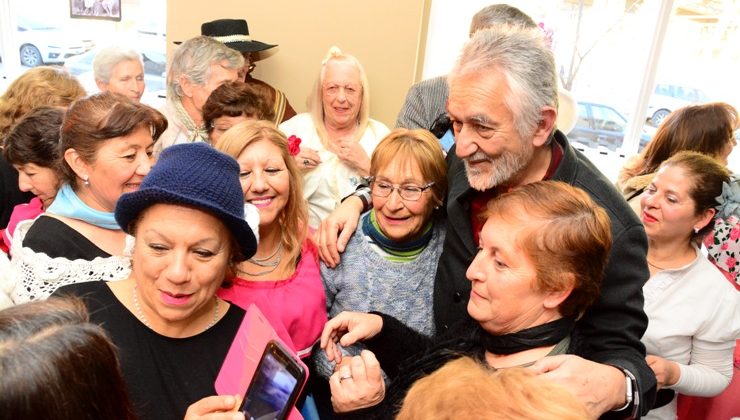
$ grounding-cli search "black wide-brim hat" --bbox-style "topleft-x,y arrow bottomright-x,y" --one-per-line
115,143 -> 257,261
200,18 -> 277,53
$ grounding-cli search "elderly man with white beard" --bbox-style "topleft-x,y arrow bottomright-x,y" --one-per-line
319,26 -> 656,418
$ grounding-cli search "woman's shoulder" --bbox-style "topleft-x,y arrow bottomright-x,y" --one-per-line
23,215 -> 109,260
278,112 -> 313,131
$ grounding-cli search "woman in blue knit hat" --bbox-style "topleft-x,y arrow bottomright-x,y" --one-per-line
53,142 -> 258,420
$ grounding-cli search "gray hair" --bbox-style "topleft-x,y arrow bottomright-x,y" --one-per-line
449,27 -> 558,139
167,36 -> 244,99
93,46 -> 144,83
469,4 -> 537,35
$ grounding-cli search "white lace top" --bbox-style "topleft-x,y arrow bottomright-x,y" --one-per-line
7,219 -> 132,304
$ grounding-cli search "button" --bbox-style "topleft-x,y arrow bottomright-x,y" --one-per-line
453,292 -> 462,303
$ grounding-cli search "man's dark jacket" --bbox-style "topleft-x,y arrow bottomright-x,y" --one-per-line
434,131 -> 657,416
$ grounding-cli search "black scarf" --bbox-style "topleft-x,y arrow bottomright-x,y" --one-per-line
480,317 -> 576,355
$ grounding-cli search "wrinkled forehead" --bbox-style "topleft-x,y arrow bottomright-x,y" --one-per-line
322,59 -> 362,86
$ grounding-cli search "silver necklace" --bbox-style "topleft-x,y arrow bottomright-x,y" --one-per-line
237,242 -> 283,276
248,242 -> 283,267
132,284 -> 219,331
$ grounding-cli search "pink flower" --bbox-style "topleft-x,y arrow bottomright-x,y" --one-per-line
726,257 -> 737,268
287,135 -> 301,156
722,242 -> 730,250
730,226 -> 740,241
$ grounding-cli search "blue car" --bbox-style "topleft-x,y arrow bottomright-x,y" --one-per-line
570,102 -> 652,152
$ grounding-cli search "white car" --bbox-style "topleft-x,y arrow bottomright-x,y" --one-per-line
16,16 -> 94,67
646,84 -> 709,127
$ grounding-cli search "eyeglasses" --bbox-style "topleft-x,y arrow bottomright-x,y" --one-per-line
366,176 -> 434,201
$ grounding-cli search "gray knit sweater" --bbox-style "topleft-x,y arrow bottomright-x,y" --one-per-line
314,218 -> 445,378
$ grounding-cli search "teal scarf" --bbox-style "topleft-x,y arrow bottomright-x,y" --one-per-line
362,210 -> 433,262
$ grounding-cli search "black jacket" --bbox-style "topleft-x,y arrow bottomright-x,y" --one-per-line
433,131 -> 657,416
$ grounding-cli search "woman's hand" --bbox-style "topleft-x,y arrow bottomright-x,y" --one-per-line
321,312 -> 383,364
646,355 -> 680,389
294,147 -> 322,171
329,350 -> 385,413
318,196 -> 364,267
334,139 -> 370,175
183,395 -> 243,420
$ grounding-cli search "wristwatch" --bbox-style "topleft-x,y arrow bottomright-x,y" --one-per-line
614,368 -> 640,418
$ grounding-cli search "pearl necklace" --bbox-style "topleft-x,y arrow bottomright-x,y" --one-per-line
132,284 -> 219,332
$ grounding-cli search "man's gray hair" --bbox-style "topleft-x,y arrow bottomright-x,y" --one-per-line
469,4 -> 537,35
93,46 -> 143,83
167,36 -> 244,99
449,27 -> 558,139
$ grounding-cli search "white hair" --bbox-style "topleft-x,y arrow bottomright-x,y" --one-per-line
93,46 -> 144,83
449,27 -> 558,139
167,36 -> 244,99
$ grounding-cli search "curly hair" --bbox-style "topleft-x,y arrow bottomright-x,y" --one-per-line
0,67 -> 85,140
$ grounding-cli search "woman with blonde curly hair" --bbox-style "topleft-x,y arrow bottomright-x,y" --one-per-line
0,67 -> 85,229
279,46 -> 389,228
216,120 -> 327,359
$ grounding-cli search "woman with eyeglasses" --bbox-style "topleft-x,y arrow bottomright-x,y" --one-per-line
315,129 -> 447,379
279,46 -> 390,228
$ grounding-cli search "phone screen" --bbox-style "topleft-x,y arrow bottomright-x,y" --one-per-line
240,341 -> 305,420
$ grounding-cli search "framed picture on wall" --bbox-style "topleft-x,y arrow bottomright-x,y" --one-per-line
70,0 -> 121,22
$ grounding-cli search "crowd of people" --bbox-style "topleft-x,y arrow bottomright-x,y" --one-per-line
0,4 -> 738,420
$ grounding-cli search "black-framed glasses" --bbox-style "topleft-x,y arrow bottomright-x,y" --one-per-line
365,176 -> 434,201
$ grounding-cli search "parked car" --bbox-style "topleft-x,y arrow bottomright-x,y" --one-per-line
16,16 -> 94,67
646,83 -> 709,126
570,102 -> 652,152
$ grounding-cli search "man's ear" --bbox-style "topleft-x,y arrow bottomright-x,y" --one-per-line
179,74 -> 194,98
64,148 -> 88,181
532,106 -> 557,148
95,79 -> 108,92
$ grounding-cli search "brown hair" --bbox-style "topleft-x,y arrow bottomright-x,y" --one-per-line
3,106 -> 65,169
484,181 -> 612,318
659,151 -> 730,243
59,92 -> 168,188
0,298 -> 136,420
621,102 -> 738,180
202,81 -> 275,134
397,357 -> 588,420
0,67 -> 85,140
216,120 -> 308,269
369,128 -> 447,208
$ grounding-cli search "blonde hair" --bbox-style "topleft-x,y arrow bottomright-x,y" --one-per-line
370,128 -> 447,208
0,67 -> 85,140
216,120 -> 308,268
307,46 -> 370,148
397,357 -> 588,420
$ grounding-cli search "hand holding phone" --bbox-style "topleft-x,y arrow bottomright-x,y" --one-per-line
239,340 -> 306,420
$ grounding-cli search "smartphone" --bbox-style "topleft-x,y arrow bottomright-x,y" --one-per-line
239,340 -> 306,420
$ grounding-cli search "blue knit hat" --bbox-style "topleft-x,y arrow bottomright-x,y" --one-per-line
115,142 -> 257,261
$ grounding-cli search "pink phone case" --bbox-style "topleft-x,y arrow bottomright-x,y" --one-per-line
215,304 -> 308,420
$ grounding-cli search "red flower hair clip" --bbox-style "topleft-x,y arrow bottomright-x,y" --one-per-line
287,135 -> 302,156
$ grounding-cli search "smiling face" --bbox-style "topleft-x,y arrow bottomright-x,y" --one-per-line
237,139 -> 290,227
447,71 -> 534,191
372,158 -> 435,242
466,217 -> 563,335
13,163 -> 60,208
74,125 -> 154,212
640,164 -> 710,243
321,60 -> 362,130
98,59 -> 145,102
132,203 -> 231,329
